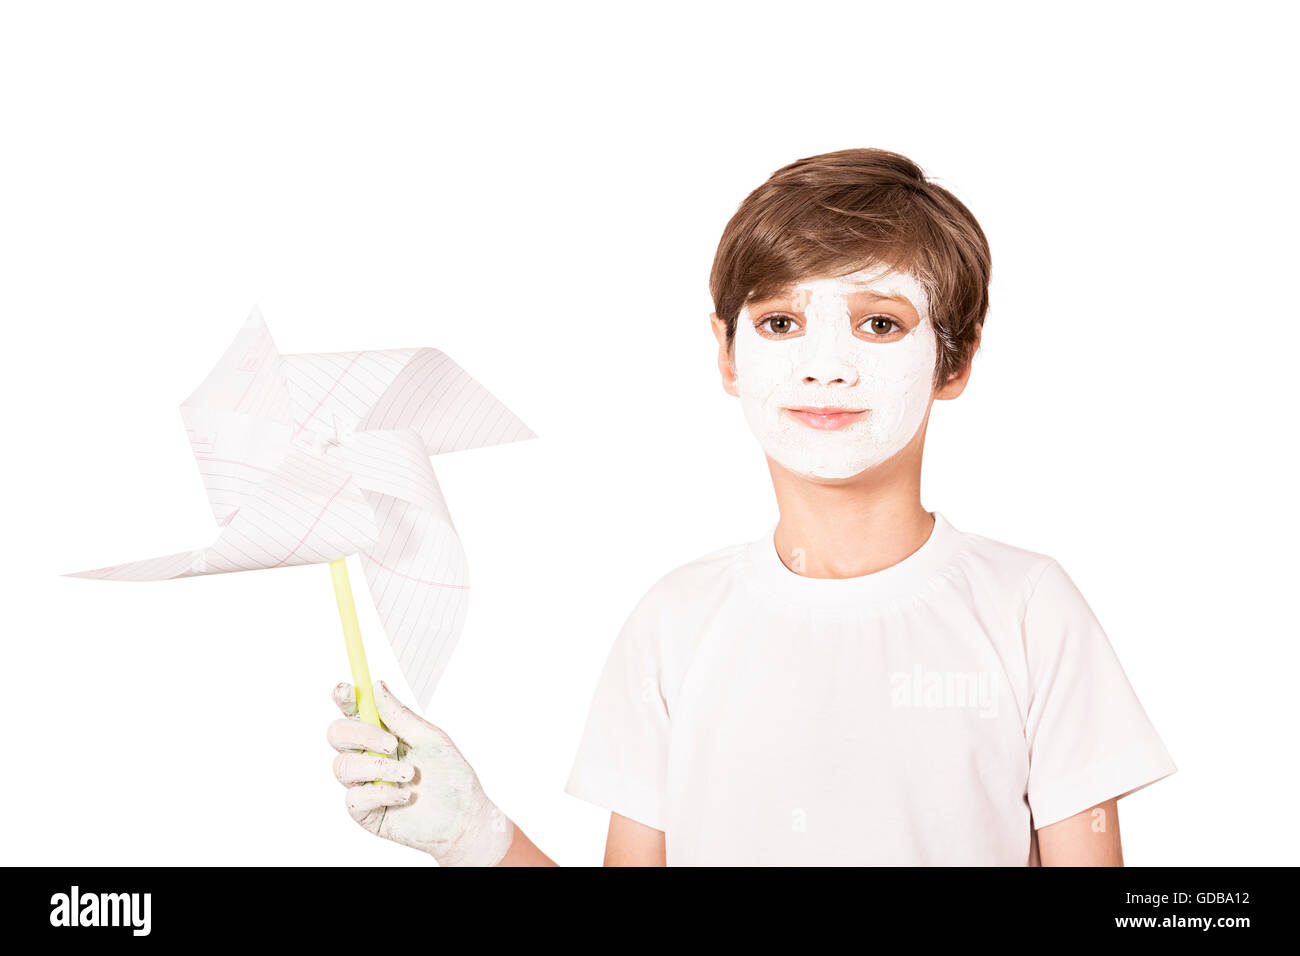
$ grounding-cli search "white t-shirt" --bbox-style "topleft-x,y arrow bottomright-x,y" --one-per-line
565,511 -> 1176,865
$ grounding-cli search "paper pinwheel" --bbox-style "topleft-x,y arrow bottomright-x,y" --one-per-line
70,308 -> 533,713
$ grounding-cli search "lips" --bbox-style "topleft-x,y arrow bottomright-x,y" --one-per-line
783,406 -> 869,431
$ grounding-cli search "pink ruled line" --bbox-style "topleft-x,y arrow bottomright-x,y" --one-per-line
291,351 -> 367,440
361,549 -> 470,589
270,475 -> 354,568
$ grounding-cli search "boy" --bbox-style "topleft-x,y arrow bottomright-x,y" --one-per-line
326,148 -> 1177,866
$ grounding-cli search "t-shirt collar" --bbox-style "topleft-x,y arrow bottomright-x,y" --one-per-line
742,510 -> 964,611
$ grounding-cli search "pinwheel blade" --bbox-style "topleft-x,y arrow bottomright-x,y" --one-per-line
70,310 -> 534,704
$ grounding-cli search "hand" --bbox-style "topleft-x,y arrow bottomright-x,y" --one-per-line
326,679 -> 514,867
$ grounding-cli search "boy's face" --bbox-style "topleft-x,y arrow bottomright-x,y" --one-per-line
721,263 -> 937,481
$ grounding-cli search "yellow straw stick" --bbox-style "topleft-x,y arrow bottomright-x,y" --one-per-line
329,557 -> 391,776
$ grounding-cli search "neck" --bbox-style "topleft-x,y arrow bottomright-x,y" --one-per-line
768,435 -> 933,579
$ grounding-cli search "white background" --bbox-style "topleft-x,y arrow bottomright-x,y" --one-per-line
1,1 -> 1295,866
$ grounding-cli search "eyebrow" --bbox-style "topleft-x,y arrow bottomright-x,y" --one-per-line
751,286 -> 910,307
850,289 -> 910,302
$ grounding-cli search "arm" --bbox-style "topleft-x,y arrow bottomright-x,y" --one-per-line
1020,560 -> 1176,864
329,682 -> 666,867
1037,798 -> 1123,866
328,679 -> 559,866
495,810 -> 665,866
496,826 -> 558,866
603,812 -> 666,866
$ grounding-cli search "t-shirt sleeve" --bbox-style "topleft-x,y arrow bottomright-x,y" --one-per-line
564,586 -> 671,832
1021,558 -> 1177,828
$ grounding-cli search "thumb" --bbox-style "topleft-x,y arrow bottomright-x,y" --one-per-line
332,681 -> 359,717
372,679 -> 435,745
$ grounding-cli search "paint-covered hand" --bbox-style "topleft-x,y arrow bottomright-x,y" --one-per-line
327,679 -> 515,867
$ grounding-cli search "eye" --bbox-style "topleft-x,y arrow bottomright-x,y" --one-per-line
755,313 -> 803,338
857,314 -> 902,337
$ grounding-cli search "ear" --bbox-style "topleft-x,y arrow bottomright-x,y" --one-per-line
711,312 -> 740,397
934,323 -> 982,400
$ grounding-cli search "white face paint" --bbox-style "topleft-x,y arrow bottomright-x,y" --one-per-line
732,263 -> 937,480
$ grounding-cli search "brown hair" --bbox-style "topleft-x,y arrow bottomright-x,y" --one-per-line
709,148 -> 991,387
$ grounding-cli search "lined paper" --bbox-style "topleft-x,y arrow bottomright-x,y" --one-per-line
69,308 -> 534,708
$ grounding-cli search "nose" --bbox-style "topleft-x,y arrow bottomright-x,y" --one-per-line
801,366 -> 857,386
794,346 -> 859,387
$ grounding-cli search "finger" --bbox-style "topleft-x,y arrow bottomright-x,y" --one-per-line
333,751 -> 415,786
347,783 -> 413,814
326,717 -> 397,755
372,679 -> 436,745
332,682 -> 358,717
